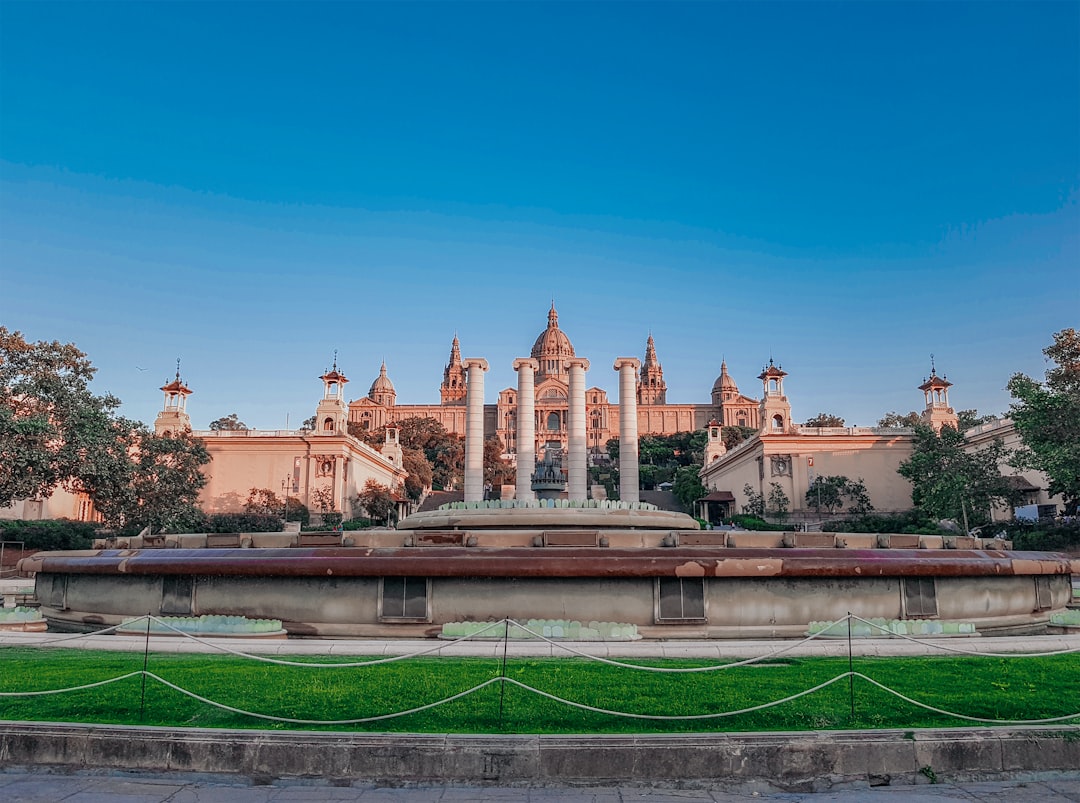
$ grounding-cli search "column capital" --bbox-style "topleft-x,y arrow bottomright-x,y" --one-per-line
512,358 -> 539,372
563,357 -> 591,371
463,358 -> 489,371
613,357 -> 640,371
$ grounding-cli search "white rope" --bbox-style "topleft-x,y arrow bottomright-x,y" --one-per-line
495,674 -> 853,720
852,672 -> 1080,725
142,616 -> 512,667
849,615 -> 1080,658
144,671 -> 505,725
25,618 -> 141,645
0,671 -> 142,697
504,617 -> 842,672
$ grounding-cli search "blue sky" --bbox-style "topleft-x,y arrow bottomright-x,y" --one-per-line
1,1 -> 1077,431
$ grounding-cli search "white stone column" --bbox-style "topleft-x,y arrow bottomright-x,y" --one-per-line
463,358 -> 489,503
614,358 -> 641,504
565,358 -> 590,502
512,358 -> 538,501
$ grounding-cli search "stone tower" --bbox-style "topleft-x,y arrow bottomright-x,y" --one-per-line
919,359 -> 959,432
440,335 -> 467,404
153,360 -> 192,436
758,359 -> 792,434
315,355 -> 349,436
637,334 -> 667,405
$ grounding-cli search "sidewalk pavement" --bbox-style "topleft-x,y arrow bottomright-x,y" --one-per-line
1,628 -> 1078,659
1,769 -> 1079,801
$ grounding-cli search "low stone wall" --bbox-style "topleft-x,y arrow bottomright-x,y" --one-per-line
0,723 -> 1077,791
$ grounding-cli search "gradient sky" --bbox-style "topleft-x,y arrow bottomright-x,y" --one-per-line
1,1 -> 1077,431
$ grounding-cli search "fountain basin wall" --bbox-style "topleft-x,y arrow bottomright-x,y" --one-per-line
21,547 -> 1075,639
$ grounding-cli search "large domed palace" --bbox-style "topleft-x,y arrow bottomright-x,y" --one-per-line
346,303 -> 759,458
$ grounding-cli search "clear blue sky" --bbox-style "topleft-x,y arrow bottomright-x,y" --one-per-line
2,1 -> 1077,430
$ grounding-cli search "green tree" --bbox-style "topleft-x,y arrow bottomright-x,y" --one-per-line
804,413 -> 845,428
805,475 -> 874,516
401,446 -> 432,500
356,479 -> 396,524
956,409 -> 994,431
0,327 -> 124,505
898,424 -> 1019,532
878,411 -> 921,428
673,465 -> 707,512
722,425 -> 757,450
244,488 -> 283,516
483,436 -> 514,487
88,427 -> 210,534
299,415 -> 316,432
742,483 -> 765,517
766,482 -> 790,524
1007,329 -> 1080,514
208,413 -> 247,431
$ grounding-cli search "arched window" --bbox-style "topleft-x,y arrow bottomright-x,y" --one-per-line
768,379 -> 778,394
547,412 -> 561,431
772,414 -> 784,431
323,417 -> 335,432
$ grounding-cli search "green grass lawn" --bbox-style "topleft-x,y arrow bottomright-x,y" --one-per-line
0,647 -> 1077,734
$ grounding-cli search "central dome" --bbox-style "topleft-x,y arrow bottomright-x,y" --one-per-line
530,303 -> 575,380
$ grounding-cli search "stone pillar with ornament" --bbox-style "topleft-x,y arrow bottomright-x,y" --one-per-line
614,357 -> 641,503
463,358 -> 489,502
565,357 -> 590,502
512,358 -> 538,501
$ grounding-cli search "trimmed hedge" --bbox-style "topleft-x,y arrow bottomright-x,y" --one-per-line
1002,521 -> 1080,552
824,510 -> 947,535
0,519 -> 98,551
207,513 -> 284,533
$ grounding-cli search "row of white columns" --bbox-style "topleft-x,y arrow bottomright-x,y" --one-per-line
461,355 -> 640,504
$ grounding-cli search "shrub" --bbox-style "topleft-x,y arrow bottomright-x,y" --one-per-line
824,510 -> 946,535
729,514 -> 776,531
340,517 -> 374,531
207,513 -> 284,533
1005,521 -> 1080,552
0,519 -> 98,550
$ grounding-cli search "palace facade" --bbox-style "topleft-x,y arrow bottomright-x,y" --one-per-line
347,303 -> 759,458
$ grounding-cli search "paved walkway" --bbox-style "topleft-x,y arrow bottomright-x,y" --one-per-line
1,770 -> 1079,801
2,628 -> 1078,659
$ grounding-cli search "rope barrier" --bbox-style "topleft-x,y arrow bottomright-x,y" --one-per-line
144,672 -> 506,725
848,615 -> 1080,658
144,616 -> 511,668
503,617 -> 840,672
851,672 -> 1080,725
0,671 -> 143,697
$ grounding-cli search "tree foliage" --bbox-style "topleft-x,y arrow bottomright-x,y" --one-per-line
673,465 -> 706,512
401,446 -> 432,500
483,436 -> 514,487
356,478 -> 396,523
803,413 -> 845,428
956,409 -> 993,431
98,429 -> 210,534
0,329 -> 211,533
898,423 -> 1019,531
350,417 -> 465,491
742,483 -> 765,517
877,411 -> 921,428
766,482 -> 790,523
0,327 -> 124,505
208,413 -> 248,431
805,475 -> 873,515
1007,328 -> 1080,514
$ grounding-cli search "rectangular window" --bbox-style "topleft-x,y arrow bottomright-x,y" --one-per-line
656,577 -> 706,623
903,577 -> 938,618
380,577 -> 430,622
38,574 -> 68,610
1034,576 -> 1054,611
161,575 -> 194,615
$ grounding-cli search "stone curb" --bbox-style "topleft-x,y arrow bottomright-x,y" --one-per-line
1,723 -> 1078,791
